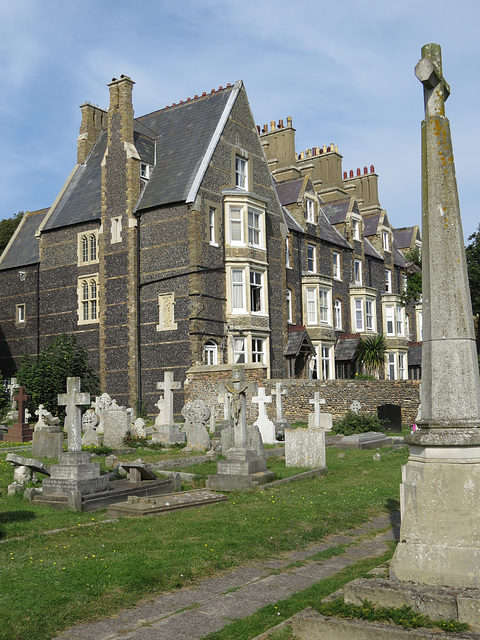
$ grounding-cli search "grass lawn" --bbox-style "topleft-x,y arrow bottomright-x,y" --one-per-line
0,445 -> 407,640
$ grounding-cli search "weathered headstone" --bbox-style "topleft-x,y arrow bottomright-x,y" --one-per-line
272,382 -> 290,433
308,392 -> 332,431
6,377 -> 19,422
350,400 -> 362,415
377,404 -> 402,433
252,386 -> 276,444
3,386 -> 33,442
285,426 -> 326,468
221,423 -> 264,458
32,402 -> 64,459
98,395 -> 131,448
207,366 -> 273,490
181,399 -> 211,452
153,372 -> 185,444
58,377 -> 90,452
131,417 -> 146,439
217,388 -> 233,429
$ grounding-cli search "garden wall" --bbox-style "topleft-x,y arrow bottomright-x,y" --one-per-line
185,365 -> 420,426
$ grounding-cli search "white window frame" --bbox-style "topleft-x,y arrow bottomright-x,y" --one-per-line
306,198 -> 315,223
405,313 -> 410,339
157,292 -> 178,331
382,230 -> 390,252
286,289 -> 293,323
111,216 -> 122,244
319,288 -> 330,325
235,155 -> 247,190
385,269 -> 392,293
352,217 -> 360,241
233,336 -> 246,363
321,345 -> 333,380
285,236 -> 291,268
306,287 -> 317,325
398,353 -> 406,380
307,244 -> 316,273
204,340 -> 218,365
251,337 -> 265,364
78,231 -> 99,265
354,259 -> 362,285
334,299 -> 342,330
140,163 -> 150,179
388,353 -> 397,380
78,275 -> 99,325
402,273 -> 408,293
16,303 -> 25,325
229,207 -> 243,245
231,268 -> 246,313
250,270 -> 264,314
396,306 -> 404,336
248,208 -> 262,248
355,298 -> 364,332
386,305 -> 395,336
366,299 -> 374,332
209,207 -> 218,246
333,252 -> 341,280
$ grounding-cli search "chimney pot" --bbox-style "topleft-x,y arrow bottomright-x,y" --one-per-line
218,85 -> 223,90
287,116 -> 293,127
349,170 -> 354,178
343,171 -> 347,179
312,147 -> 317,156
370,164 -> 375,173
270,120 -> 276,131
211,89 -> 215,93
227,83 -> 231,87
256,125 -> 261,134
279,119 -> 284,128
364,166 -> 368,174
202,92 -> 206,96
356,168 -> 361,176
194,94 -> 198,98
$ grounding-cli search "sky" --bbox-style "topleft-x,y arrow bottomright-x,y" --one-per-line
0,0 -> 479,244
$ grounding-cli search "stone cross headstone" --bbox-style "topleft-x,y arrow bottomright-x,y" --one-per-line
156,371 -> 181,426
218,389 -> 232,422
350,400 -> 362,415
272,382 -> 287,423
252,386 -> 276,444
309,392 -> 326,428
225,366 -> 253,450
58,377 -> 90,452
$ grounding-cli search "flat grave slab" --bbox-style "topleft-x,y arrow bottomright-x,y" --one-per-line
107,489 -> 228,517
6,453 -> 50,476
335,432 -> 393,450
119,461 -> 158,482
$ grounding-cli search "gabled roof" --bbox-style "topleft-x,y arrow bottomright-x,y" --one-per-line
335,335 -> 360,361
282,206 -> 303,233
393,244 -> 407,268
0,209 -> 49,270
318,209 -> 351,249
284,327 -> 315,357
393,226 -> 417,249
42,82 -> 241,231
363,212 -> 380,237
322,198 -> 351,224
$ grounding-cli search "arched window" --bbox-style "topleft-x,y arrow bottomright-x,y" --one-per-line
204,340 -> 218,366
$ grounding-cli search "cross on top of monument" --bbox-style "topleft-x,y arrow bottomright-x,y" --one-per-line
309,392 -> 326,428
415,43 -> 450,118
58,377 -> 90,452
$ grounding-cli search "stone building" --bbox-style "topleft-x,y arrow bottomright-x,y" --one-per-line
0,78 -> 422,415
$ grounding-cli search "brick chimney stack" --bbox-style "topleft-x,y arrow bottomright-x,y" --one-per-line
107,75 -> 135,145
77,103 -> 106,164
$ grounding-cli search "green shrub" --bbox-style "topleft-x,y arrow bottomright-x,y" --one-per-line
332,411 -> 383,436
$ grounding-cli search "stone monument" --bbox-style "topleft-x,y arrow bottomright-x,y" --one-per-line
271,381 -> 290,435
307,392 -> 332,431
252,386 -> 277,444
152,371 -> 185,444
41,377 -> 109,510
207,365 -> 274,490
32,403 -> 64,458
3,386 -> 33,442
181,399 -> 211,452
285,391 -> 328,468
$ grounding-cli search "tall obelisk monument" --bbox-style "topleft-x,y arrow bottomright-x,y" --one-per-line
389,44 -> 480,588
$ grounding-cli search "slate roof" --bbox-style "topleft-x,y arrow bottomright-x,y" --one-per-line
393,227 -> 415,249
322,199 -> 350,224
275,179 -> 304,206
393,244 -> 407,268
318,209 -> 351,249
284,328 -> 315,357
282,206 -> 303,233
363,213 -> 380,237
0,209 -> 48,270
335,336 -> 360,361
42,84 -> 239,230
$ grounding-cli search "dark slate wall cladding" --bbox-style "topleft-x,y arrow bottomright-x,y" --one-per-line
105,251 -> 129,276
105,276 -> 129,302
105,345 -> 129,371
104,324 -> 130,348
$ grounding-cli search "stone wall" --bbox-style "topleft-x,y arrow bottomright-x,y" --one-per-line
185,365 -> 420,426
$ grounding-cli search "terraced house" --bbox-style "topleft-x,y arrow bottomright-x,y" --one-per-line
0,77 -> 421,414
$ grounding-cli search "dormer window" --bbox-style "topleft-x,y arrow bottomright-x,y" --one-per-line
382,230 -> 390,252
352,218 -> 360,241
140,163 -> 150,180
306,198 -> 315,223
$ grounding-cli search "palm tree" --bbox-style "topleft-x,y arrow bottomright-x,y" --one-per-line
356,334 -> 387,378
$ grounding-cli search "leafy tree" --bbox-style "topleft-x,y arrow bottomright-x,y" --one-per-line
402,247 -> 422,304
0,211 -> 23,255
17,334 -> 100,418
356,334 -> 387,378
466,224 -> 480,351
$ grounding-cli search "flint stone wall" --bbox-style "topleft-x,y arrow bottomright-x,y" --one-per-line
185,366 -> 420,425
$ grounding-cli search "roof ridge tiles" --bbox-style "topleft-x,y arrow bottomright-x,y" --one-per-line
137,83 -> 234,120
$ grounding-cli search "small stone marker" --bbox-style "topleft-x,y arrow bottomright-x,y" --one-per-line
252,386 -> 276,444
181,399 -> 211,452
350,400 -> 362,415
272,382 -> 290,433
58,377 -> 90,452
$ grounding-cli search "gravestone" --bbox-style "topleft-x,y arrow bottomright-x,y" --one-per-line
181,399 -> 211,452
152,372 -> 185,444
207,365 -> 274,491
131,417 -> 146,439
252,386 -> 277,444
221,423 -> 264,458
377,404 -> 402,433
217,388 -> 233,430
272,381 -> 290,434
32,403 -> 64,459
335,431 -> 393,450
6,377 -> 18,422
99,395 -> 131,448
307,392 -> 332,431
4,387 -> 33,442
350,400 -> 362,415
41,377 -> 109,509
81,408 -> 100,447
